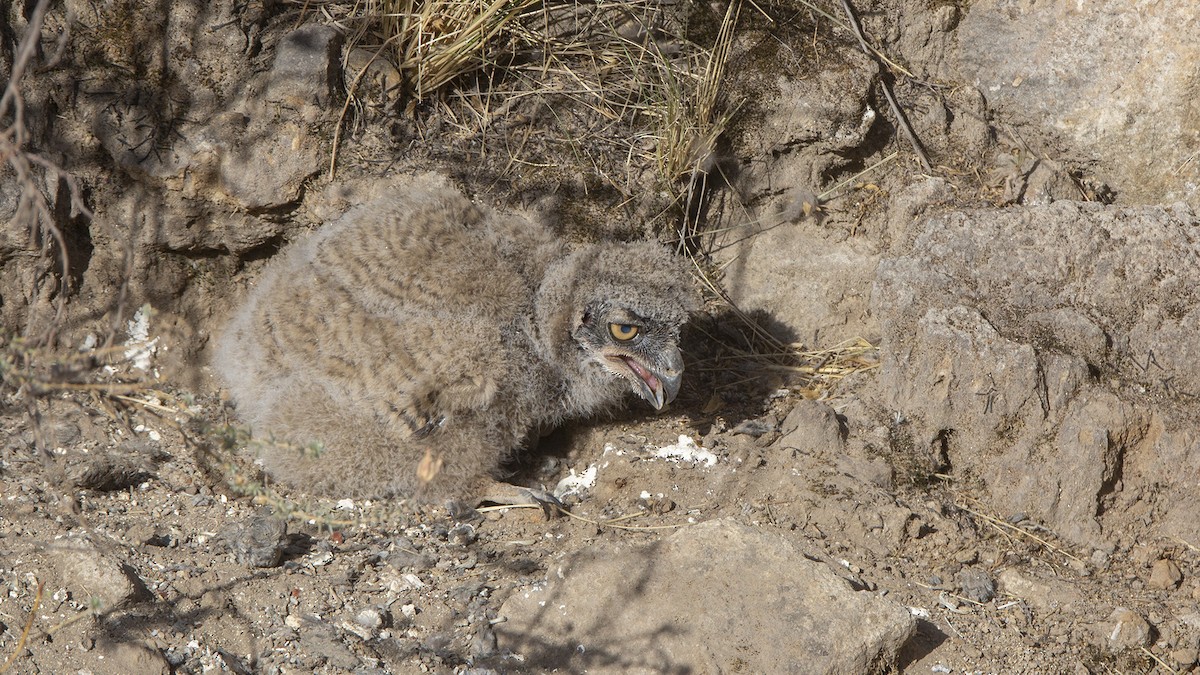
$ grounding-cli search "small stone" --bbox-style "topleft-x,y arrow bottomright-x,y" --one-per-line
355,607 -> 389,631
1171,634 -> 1200,662
956,567 -> 995,603
1172,643 -> 1199,667
1100,607 -> 1152,652
1130,545 -> 1160,567
57,537 -> 148,609
266,25 -> 344,108
220,510 -> 287,568
90,640 -> 170,675
1148,559 -> 1183,590
449,524 -> 477,546
470,626 -> 498,659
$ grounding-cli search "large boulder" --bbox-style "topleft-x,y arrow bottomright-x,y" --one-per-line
872,201 -> 1200,547
953,1 -> 1200,209
497,519 -> 915,674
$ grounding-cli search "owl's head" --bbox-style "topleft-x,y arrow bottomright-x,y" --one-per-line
536,241 -> 700,411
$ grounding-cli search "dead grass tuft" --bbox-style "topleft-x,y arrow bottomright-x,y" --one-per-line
301,0 -> 746,232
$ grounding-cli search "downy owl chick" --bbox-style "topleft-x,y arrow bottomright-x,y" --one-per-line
213,175 -> 699,502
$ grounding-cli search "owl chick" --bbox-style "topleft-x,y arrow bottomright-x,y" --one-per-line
213,175 -> 699,503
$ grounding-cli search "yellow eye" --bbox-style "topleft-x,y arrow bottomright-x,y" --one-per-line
609,323 -> 639,341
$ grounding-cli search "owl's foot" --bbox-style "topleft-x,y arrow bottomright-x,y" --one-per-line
476,479 -> 565,519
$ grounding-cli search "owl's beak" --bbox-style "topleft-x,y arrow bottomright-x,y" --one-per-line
621,346 -> 684,410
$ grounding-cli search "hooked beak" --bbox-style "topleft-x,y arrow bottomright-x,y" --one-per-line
610,346 -> 684,410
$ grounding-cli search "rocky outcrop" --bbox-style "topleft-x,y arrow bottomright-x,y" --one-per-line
872,201 -> 1200,548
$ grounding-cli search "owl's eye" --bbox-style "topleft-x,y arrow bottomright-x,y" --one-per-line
609,323 -> 640,341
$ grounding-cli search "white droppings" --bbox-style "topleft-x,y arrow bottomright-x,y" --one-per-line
124,305 -> 160,373
651,435 -> 717,467
553,465 -> 598,499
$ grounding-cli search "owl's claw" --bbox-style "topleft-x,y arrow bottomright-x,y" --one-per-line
477,480 -> 565,519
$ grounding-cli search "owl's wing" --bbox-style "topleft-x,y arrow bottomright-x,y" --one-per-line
257,272 -> 513,440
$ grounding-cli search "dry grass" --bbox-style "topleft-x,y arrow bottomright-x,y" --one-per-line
301,0 -> 745,226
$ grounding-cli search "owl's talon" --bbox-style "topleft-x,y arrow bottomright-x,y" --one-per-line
478,481 -> 565,519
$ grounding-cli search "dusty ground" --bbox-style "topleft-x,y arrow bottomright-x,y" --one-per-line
3,0 -> 1200,673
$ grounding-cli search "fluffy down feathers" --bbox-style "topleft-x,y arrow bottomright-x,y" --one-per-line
213,175 -> 699,501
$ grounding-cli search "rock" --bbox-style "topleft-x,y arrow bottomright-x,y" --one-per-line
719,226 -> 880,347
778,401 -> 845,456
1098,608 -> 1152,652
55,537 -> 149,610
497,519 -> 915,674
1172,635 -> 1200,667
344,606 -> 389,641
716,40 -> 881,347
996,568 -> 1084,615
355,607 -> 388,631
265,25 -> 344,108
87,640 -> 171,675
953,1 -> 1200,209
220,510 -> 288,568
956,567 -> 995,603
730,39 -> 879,193
1172,648 -> 1199,667
1148,559 -> 1184,591
213,26 -> 342,213
871,202 -> 1200,546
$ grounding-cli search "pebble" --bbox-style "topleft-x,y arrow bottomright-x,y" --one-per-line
57,537 -> 147,609
1171,636 -> 1200,666
355,607 -> 389,631
1172,647 -> 1199,667
1100,607 -> 1152,652
1148,559 -> 1183,590
219,511 -> 287,568
956,567 -> 995,603
448,524 -> 477,546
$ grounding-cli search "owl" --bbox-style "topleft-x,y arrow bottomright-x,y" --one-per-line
213,174 -> 699,504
